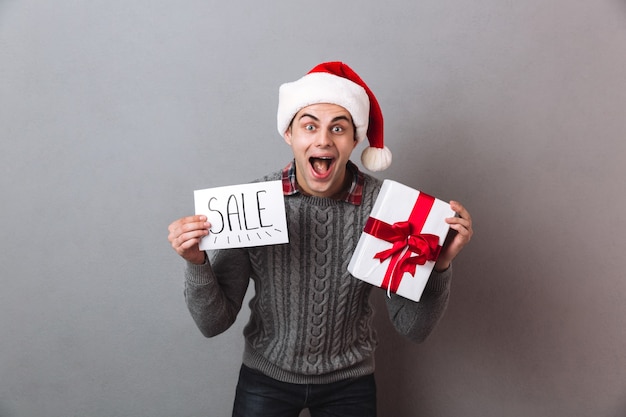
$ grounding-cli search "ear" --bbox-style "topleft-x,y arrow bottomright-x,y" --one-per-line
283,126 -> 293,146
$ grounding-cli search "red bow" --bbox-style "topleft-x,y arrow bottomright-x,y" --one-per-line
363,192 -> 442,294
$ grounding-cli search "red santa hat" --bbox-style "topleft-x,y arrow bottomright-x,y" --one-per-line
277,61 -> 392,172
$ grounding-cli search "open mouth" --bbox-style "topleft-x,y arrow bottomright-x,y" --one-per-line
309,157 -> 334,175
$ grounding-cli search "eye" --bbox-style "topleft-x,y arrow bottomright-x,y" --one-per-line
305,124 -> 315,131
332,125 -> 344,133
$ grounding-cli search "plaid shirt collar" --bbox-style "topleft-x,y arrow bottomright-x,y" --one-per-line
281,160 -> 365,205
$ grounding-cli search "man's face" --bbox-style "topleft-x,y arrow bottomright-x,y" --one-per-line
284,103 -> 358,198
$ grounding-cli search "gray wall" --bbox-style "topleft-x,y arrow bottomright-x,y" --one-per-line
1,1 -> 625,416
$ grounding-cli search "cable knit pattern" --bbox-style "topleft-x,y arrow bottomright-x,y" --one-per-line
183,165 -> 453,384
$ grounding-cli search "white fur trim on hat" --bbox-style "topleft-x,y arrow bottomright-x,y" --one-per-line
277,72 -> 370,142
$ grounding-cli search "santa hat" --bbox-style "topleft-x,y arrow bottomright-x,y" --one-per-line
277,61 -> 392,172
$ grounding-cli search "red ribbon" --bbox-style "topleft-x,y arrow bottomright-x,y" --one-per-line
363,192 -> 442,294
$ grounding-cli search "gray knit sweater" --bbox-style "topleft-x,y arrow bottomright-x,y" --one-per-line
184,168 -> 452,384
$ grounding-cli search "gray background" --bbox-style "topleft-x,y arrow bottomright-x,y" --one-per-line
1,0 -> 625,416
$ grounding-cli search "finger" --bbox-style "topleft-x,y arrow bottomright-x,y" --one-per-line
447,222 -> 473,246
446,215 -> 471,231
173,228 -> 209,250
448,222 -> 471,238
179,219 -> 211,237
450,201 -> 472,222
168,221 -> 210,251
169,216 -> 209,238
168,217 -> 193,237
176,234 -> 203,251
169,215 -> 207,229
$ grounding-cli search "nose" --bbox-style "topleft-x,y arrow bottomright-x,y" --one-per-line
316,129 -> 333,147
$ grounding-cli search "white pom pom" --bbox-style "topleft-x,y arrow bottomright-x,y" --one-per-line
361,146 -> 392,172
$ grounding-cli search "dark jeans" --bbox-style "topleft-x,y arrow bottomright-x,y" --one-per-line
232,365 -> 377,417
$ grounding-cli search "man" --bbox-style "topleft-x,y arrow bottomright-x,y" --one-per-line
168,62 -> 473,417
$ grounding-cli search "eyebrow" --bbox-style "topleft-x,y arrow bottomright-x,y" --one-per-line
298,113 -> 352,124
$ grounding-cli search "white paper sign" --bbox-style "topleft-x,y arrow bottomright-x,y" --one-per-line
194,180 -> 289,250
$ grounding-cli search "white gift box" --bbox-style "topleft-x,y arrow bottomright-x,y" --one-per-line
348,180 -> 454,302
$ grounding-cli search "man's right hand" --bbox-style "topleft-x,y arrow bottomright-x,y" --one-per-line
168,215 -> 211,265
